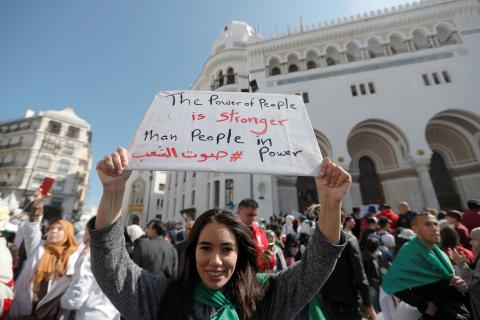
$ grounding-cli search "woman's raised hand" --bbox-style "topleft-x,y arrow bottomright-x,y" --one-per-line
96,147 -> 131,191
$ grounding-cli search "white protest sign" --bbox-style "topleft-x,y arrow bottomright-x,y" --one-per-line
127,90 -> 322,176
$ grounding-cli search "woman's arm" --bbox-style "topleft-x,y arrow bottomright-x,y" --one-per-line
262,158 -> 350,320
91,147 -> 170,319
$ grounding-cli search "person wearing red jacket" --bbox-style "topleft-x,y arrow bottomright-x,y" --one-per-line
462,199 -> 480,232
237,198 -> 274,272
376,204 -> 399,230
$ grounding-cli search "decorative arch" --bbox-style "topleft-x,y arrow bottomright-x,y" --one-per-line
325,46 -> 341,66
287,52 -> 300,73
426,109 -> 480,166
226,67 -> 235,85
366,37 -> 384,59
347,119 -> 410,172
411,28 -> 430,50
303,47 -> 321,59
313,129 -> 333,158
305,49 -> 319,70
435,23 -> 459,45
426,109 -> 480,210
268,56 -> 282,76
388,32 -> 407,54
345,41 -> 363,62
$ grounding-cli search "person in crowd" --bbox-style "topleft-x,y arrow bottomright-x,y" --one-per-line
236,198 -> 273,273
446,210 -> 471,249
282,214 -> 296,237
360,205 -> 378,230
395,227 -> 416,254
450,227 -> 480,320
284,232 -> 301,267
463,199 -> 480,232
437,210 -> 447,222
9,188 -> 80,319
350,207 -> 362,238
175,219 -> 195,274
362,237 -> 383,313
266,230 -> 287,272
132,219 -> 178,278
0,208 -> 14,319
382,211 -> 471,319
124,223 -> 144,257
377,217 -> 396,257
89,147 -> 349,319
319,213 -> 377,320
359,217 -> 378,251
376,204 -> 399,230
396,201 -> 416,230
60,217 -> 120,320
440,225 -> 474,266
343,214 -> 356,236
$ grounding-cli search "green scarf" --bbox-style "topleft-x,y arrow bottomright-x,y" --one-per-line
308,294 -> 328,320
193,273 -> 270,320
382,236 -> 454,294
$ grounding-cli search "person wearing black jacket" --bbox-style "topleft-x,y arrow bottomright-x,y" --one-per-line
132,219 -> 178,278
320,231 -> 376,319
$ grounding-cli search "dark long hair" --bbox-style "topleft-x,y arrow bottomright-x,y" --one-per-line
159,208 -> 271,320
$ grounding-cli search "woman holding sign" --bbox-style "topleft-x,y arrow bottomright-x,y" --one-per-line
89,147 -> 351,320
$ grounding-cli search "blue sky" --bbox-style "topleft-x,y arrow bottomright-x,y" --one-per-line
0,0 -> 408,211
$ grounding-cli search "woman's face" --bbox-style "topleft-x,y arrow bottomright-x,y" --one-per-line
47,222 -> 66,244
196,222 -> 238,290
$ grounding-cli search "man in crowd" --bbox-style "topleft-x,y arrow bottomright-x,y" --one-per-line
237,199 -> 272,272
132,219 -> 178,278
175,219 -> 194,274
319,214 -> 377,319
446,210 -> 470,249
396,201 -> 416,230
376,204 -> 399,230
463,199 -> 480,232
382,212 -> 470,319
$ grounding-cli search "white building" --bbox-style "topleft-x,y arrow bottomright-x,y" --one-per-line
162,0 -> 480,221
0,107 -> 92,220
120,170 -> 167,227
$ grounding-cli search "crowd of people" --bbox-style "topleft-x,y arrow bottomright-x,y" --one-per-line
0,146 -> 479,319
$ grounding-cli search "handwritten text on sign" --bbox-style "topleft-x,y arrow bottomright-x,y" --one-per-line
127,91 -> 322,176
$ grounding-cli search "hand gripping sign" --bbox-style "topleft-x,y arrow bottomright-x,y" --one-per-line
127,90 -> 322,176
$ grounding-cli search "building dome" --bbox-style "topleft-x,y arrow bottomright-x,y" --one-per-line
212,21 -> 261,54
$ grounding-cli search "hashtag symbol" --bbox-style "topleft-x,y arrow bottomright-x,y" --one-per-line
230,151 -> 243,162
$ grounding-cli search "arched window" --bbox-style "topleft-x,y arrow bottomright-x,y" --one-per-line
305,50 -> 318,70
326,57 -> 336,66
271,67 -> 281,76
268,57 -> 281,76
429,151 -> 461,209
287,53 -> 300,73
288,64 -> 299,73
226,68 -> 235,85
218,70 -> 224,87
389,34 -> 407,55
367,38 -> 384,59
412,29 -> 429,50
325,47 -> 340,66
306,61 -> 316,69
358,156 -> 385,205
436,25 -> 457,46
346,42 -> 362,62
